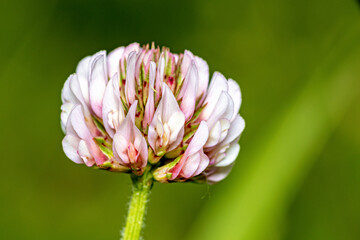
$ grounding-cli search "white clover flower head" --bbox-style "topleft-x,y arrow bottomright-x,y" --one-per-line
61,43 -> 245,183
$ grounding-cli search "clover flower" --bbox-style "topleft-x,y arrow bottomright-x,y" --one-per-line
61,43 -> 244,183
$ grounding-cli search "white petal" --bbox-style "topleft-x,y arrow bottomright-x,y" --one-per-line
69,105 -> 92,140
69,74 -> 87,107
61,74 -> 78,104
228,79 -> 241,121
200,72 -> 228,120
62,135 -> 83,164
107,47 -> 124,78
113,133 -> 130,165
65,112 -> 78,137
206,121 -> 222,147
75,56 -> 91,106
161,83 -> 183,122
61,75 -> 79,131
89,53 -> 108,118
78,140 -> 95,166
102,73 -> 124,137
206,91 -> 234,128
173,53 -> 179,63
125,51 -> 137,104
155,54 -> 165,102
206,164 -> 234,183
216,143 -> 240,167
147,124 -> 157,151
61,102 -> 75,132
221,115 -> 245,146
167,111 -> 186,144
194,56 -> 209,100
168,127 -> 184,151
181,50 -> 195,77
219,119 -> 231,142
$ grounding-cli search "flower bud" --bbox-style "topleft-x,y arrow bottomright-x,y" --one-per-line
61,43 -> 245,183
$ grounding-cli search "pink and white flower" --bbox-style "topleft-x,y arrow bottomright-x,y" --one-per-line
148,83 -> 185,156
61,43 -> 245,183
112,101 -> 148,175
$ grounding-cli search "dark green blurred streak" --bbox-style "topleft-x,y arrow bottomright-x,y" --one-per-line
0,0 -> 359,239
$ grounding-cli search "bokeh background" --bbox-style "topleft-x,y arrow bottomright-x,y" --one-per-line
1,0 -> 360,239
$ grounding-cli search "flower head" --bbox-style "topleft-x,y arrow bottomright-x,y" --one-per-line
61,43 -> 245,183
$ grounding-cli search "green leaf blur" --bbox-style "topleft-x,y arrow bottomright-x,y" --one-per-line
0,0 -> 359,240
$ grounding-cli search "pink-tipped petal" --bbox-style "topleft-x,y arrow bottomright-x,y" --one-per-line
122,43 -> 140,59
113,101 -> 147,169
180,63 -> 198,120
181,152 -> 201,178
116,101 -> 137,139
113,123 -> 132,165
171,122 -> 209,180
186,121 -> 209,156
194,152 -> 210,176
133,126 -> 148,168
69,105 -> 108,165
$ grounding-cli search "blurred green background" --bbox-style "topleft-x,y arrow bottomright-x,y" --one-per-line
1,0 -> 360,239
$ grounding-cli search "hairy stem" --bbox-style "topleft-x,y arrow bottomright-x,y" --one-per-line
122,170 -> 153,240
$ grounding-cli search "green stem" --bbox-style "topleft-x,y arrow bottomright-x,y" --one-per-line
122,170 -> 153,240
